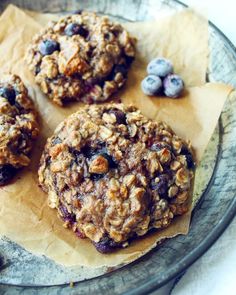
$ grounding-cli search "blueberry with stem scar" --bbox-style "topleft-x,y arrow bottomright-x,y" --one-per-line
141,75 -> 162,96
147,57 -> 173,77
163,74 -> 184,98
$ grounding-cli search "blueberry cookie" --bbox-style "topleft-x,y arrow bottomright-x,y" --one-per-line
0,74 -> 39,185
26,11 -> 136,106
38,104 -> 194,252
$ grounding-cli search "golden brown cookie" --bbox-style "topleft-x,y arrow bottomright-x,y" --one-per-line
27,11 -> 136,106
0,74 -> 39,185
38,104 -> 194,252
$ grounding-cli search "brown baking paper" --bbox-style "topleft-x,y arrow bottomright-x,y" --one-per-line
0,5 -> 233,269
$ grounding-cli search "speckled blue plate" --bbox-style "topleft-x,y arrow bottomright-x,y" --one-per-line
0,0 -> 236,294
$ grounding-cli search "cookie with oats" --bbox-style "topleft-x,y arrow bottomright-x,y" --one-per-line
38,104 -> 194,252
0,74 -> 39,185
26,11 -> 136,106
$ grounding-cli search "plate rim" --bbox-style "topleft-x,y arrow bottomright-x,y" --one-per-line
127,117 -> 236,294
128,0 -> 236,292
0,0 -> 236,292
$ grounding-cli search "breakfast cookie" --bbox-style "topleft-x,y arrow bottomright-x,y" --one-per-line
38,104 -> 194,252
0,74 -> 39,185
26,11 -> 136,106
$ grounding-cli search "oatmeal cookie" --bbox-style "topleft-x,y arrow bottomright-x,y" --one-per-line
0,74 -> 39,185
38,104 -> 194,252
26,11 -> 136,106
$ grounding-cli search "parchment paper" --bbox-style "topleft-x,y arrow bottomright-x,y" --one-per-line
0,5 -> 233,268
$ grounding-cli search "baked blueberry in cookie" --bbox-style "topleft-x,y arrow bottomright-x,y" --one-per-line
38,104 -> 194,252
0,74 -> 39,185
27,11 -> 136,106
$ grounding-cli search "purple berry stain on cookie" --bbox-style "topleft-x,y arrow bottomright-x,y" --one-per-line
75,228 -> 86,239
163,74 -> 184,98
93,237 -> 120,253
109,108 -> 127,124
151,174 -> 169,197
64,23 -> 88,38
101,153 -> 117,169
59,204 -> 76,223
181,146 -> 195,169
89,152 -> 117,178
125,55 -> 135,65
147,57 -> 173,77
39,39 -> 60,56
0,87 -> 16,105
0,165 -> 17,186
113,64 -> 128,77
82,144 -> 117,180
141,75 -> 162,96
90,173 -> 104,181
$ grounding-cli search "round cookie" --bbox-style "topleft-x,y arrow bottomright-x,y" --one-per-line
38,104 -> 194,252
27,11 -> 136,106
0,74 -> 39,185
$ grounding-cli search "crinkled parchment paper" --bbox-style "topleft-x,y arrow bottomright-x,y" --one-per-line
0,5 -> 233,269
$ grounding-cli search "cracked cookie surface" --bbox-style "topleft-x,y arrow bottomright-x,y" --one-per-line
38,104 -> 194,252
0,74 -> 39,185
27,11 -> 136,106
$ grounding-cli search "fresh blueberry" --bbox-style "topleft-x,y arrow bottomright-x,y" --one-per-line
141,75 -> 162,96
147,58 -> 173,77
0,165 -> 17,186
109,108 -> 127,125
93,237 -> 120,253
163,74 -> 184,98
64,23 -> 88,38
0,87 -> 16,105
39,39 -> 60,56
151,174 -> 169,197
